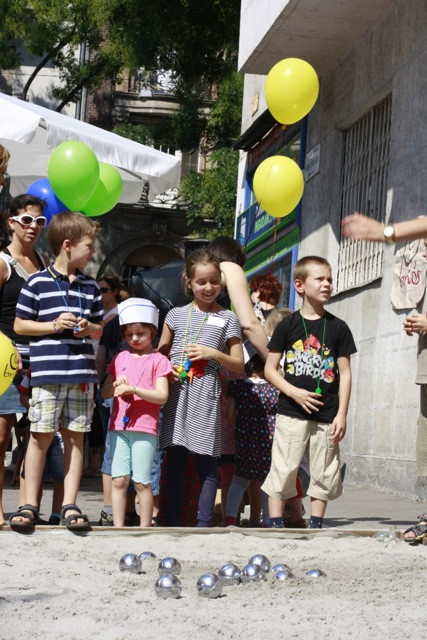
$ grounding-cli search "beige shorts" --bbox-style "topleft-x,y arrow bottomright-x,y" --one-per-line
261,414 -> 343,502
28,384 -> 95,434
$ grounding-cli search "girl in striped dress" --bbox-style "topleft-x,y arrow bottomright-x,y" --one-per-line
158,248 -> 244,527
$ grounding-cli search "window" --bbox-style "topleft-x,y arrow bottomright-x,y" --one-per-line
336,95 -> 392,292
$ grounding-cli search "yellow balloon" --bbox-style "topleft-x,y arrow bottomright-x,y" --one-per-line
265,58 -> 319,125
0,333 -> 18,396
253,156 -> 304,218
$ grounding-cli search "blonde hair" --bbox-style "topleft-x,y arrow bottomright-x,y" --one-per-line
264,307 -> 292,337
293,256 -> 331,283
0,145 -> 10,174
47,211 -> 99,256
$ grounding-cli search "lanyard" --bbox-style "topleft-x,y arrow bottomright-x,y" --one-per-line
300,312 -> 327,395
120,351 -> 153,427
178,302 -> 209,382
48,267 -> 82,331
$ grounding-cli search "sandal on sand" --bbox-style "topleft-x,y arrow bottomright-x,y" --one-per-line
9,504 -> 39,532
60,504 -> 90,531
403,513 -> 427,544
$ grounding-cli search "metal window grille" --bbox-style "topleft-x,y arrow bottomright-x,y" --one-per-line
336,95 -> 392,292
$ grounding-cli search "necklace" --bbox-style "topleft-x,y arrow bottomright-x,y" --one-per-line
120,351 -> 153,427
177,302 -> 210,383
300,312 -> 327,395
48,266 -> 83,332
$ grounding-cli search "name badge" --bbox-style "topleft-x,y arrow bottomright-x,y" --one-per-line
207,315 -> 225,328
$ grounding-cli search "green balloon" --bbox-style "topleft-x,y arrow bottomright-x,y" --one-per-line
47,141 -> 100,211
81,162 -> 123,217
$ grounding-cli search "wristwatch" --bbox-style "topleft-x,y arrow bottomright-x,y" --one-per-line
383,224 -> 396,244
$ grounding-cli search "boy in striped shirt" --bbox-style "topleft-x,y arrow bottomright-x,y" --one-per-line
10,212 -> 103,531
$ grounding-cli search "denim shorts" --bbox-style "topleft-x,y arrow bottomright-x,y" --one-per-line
0,353 -> 30,415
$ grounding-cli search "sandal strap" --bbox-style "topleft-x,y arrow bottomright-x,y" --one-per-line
20,504 -> 39,516
417,513 -> 427,522
61,504 -> 82,517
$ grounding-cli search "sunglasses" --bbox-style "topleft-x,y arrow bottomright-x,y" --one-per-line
99,287 -> 112,293
11,214 -> 47,228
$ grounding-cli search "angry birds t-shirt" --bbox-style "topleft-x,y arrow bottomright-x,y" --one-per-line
268,311 -> 357,424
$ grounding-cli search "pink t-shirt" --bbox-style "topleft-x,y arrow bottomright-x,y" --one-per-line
108,351 -> 173,435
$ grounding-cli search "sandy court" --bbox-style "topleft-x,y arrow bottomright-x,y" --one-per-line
0,528 -> 426,640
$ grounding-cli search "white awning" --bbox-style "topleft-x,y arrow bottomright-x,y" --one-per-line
0,93 -> 180,203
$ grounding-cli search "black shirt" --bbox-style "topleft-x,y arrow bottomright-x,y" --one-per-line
268,310 -> 357,424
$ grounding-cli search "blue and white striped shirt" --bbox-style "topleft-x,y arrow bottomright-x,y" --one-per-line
16,265 -> 104,385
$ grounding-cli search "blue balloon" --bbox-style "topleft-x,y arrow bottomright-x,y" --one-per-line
26,178 -> 69,224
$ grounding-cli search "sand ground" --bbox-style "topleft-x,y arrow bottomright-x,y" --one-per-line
1,527 -> 426,640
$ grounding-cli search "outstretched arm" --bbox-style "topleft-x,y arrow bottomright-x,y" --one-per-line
342,212 -> 427,243
220,261 -> 269,360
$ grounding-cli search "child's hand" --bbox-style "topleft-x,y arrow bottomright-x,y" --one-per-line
169,365 -> 181,383
73,317 -> 94,338
290,387 -> 323,414
330,415 -> 346,443
55,312 -> 79,332
186,343 -> 215,361
114,375 -> 128,387
114,383 -> 134,397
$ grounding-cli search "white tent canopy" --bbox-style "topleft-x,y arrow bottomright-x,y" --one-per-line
0,92 -> 180,203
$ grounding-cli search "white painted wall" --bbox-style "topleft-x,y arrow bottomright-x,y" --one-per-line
237,0 -> 427,497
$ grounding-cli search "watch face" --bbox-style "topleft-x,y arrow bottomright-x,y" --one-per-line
384,225 -> 395,241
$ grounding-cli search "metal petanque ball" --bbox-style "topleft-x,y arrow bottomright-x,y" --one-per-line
158,557 -> 181,576
155,573 -> 182,599
306,568 -> 326,578
272,563 -> 291,573
241,563 -> 266,583
139,551 -> 157,561
273,569 -> 295,581
249,554 -> 271,573
196,573 -> 223,599
218,563 -> 241,586
119,553 -> 142,574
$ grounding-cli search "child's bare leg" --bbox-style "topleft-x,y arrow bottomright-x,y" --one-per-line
0,414 -> 14,524
24,432 -> 54,508
61,430 -> 85,524
268,496 -> 285,519
309,498 -> 327,529
112,475 -> 129,527
135,482 -> 153,527
310,498 -> 327,518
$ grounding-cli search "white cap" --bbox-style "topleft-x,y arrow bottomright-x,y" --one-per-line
117,297 -> 159,328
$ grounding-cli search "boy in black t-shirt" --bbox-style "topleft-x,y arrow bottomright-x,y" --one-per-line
262,256 -> 356,529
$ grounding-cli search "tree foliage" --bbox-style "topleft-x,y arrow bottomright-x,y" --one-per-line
0,0 -> 240,112
179,148 -> 239,239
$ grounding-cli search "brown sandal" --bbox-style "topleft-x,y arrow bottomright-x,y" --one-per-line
403,513 -> 427,544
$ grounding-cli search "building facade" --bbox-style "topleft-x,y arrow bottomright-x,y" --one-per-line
236,0 -> 427,497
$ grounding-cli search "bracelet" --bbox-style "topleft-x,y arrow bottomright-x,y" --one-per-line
52,318 -> 62,334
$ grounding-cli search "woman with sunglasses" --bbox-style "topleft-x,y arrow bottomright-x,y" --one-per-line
0,193 -> 49,525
